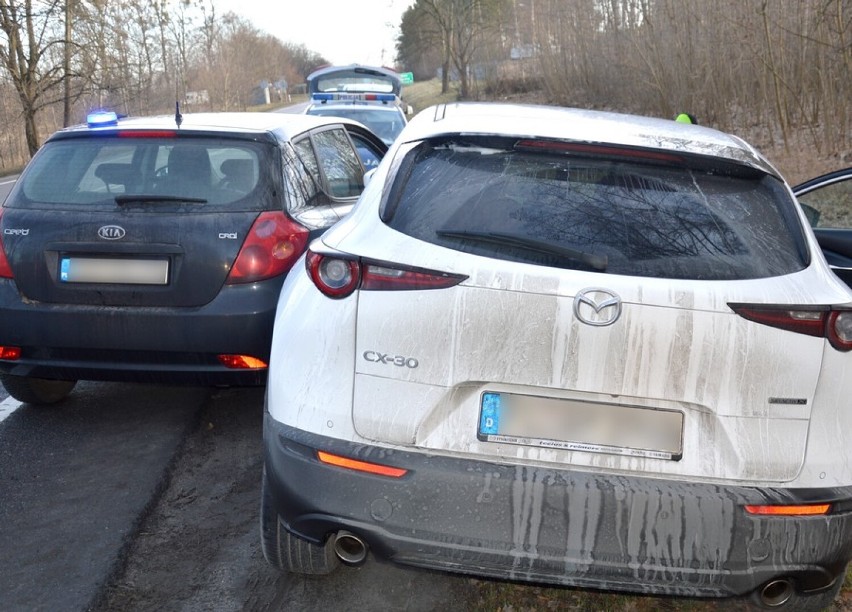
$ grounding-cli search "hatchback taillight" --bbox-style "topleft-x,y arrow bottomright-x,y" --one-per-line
306,250 -> 467,299
0,210 -> 13,279
226,212 -> 309,284
730,304 -> 852,351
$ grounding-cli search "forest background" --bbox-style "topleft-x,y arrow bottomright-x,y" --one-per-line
0,0 -> 848,183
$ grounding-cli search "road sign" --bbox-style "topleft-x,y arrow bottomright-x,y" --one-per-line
400,72 -> 414,85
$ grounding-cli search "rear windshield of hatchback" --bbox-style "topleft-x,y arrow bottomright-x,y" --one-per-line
382,138 -> 809,281
12,136 -> 270,210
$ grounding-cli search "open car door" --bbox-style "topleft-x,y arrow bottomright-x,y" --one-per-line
794,168 -> 852,287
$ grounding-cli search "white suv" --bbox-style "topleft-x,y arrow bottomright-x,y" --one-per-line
261,102 -> 852,610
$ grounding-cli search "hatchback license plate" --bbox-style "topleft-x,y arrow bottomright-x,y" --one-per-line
478,391 -> 683,460
60,257 -> 169,285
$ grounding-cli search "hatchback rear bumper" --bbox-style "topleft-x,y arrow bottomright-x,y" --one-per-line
0,279 -> 281,385
264,415 -> 852,599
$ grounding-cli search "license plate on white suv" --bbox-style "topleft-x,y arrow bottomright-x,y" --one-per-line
478,391 -> 683,460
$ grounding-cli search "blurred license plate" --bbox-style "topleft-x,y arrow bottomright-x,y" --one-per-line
60,257 -> 169,285
478,391 -> 682,460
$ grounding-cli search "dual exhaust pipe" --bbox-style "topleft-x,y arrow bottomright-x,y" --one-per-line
333,530 -> 369,565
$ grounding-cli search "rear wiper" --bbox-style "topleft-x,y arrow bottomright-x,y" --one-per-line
115,195 -> 207,205
436,228 -> 608,271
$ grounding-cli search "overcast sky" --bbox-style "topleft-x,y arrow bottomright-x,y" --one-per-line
212,0 -> 416,67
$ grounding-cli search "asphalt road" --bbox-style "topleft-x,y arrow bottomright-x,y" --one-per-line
0,382 -> 483,612
0,382 -> 207,610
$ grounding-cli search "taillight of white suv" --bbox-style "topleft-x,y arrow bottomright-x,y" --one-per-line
305,250 -> 467,298
730,303 -> 852,351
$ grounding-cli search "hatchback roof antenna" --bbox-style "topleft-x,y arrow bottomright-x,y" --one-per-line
175,100 -> 183,128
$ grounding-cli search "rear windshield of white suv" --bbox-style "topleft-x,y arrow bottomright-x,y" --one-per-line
13,137 -> 270,210
382,137 -> 809,281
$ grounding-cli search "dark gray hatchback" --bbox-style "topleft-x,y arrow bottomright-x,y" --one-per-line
0,111 -> 386,404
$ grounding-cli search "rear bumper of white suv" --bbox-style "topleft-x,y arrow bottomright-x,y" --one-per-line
264,414 -> 852,599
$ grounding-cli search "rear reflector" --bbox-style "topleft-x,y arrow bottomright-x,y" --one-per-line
730,304 -> 852,351
218,354 -> 267,370
0,346 -> 21,360
744,504 -> 831,516
317,451 -> 408,478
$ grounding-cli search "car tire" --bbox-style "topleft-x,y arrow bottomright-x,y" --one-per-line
0,372 -> 77,405
260,466 -> 340,575
748,574 -> 844,611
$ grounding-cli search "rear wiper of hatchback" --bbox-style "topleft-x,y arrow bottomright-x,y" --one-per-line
115,195 -> 207,205
436,228 -> 608,271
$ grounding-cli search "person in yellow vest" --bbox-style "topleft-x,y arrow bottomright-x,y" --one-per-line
675,112 -> 698,124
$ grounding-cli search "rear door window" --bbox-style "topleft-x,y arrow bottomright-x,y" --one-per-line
383,138 -> 809,281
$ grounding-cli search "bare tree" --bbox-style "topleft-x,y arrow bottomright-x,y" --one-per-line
0,0 -> 66,155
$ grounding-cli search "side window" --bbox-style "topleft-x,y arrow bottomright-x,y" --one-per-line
312,128 -> 364,199
798,176 -> 851,229
349,134 -> 383,171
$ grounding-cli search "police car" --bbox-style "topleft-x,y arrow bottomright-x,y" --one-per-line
304,64 -> 412,149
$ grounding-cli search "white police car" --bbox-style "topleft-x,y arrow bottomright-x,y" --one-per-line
304,65 -> 412,148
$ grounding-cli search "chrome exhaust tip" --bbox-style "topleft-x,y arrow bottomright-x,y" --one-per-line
333,530 -> 368,565
759,578 -> 795,607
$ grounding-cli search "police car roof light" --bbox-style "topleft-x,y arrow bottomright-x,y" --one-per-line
87,111 -> 119,127
311,92 -> 399,104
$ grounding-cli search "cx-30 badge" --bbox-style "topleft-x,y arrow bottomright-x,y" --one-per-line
98,225 -> 126,240
573,288 -> 622,326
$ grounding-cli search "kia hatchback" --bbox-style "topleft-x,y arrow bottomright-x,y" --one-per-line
261,103 -> 852,610
0,111 -> 386,404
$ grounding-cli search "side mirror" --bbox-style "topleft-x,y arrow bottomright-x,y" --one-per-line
406,105 -> 414,116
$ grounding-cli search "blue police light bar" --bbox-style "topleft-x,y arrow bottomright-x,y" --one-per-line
87,111 -> 119,127
311,92 -> 399,104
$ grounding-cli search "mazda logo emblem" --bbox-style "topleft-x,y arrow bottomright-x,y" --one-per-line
98,225 -> 126,240
573,288 -> 622,326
